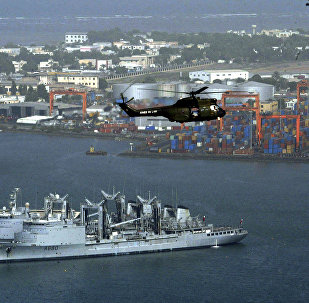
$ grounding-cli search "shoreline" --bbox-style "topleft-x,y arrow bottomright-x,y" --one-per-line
118,151 -> 309,163
1,127 -> 308,163
0,127 -> 145,142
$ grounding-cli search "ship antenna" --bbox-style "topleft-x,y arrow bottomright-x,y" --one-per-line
122,175 -> 127,195
107,176 -> 112,193
176,187 -> 178,209
20,190 -> 22,208
35,187 -> 38,210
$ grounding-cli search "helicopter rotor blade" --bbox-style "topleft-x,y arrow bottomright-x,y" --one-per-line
137,88 -> 188,94
192,86 -> 209,95
126,97 -> 134,104
122,80 -> 137,95
138,86 -> 210,96
199,91 -> 229,94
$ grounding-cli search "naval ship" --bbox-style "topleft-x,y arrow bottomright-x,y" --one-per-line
0,188 -> 248,262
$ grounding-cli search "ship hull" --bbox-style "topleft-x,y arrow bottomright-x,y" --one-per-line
0,231 -> 247,263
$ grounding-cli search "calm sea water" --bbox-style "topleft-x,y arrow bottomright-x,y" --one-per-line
1,13 -> 309,44
0,132 -> 308,303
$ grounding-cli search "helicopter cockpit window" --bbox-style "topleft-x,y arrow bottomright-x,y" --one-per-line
191,108 -> 199,117
210,105 -> 218,111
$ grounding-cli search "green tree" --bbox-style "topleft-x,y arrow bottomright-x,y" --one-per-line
18,85 -> 28,95
249,74 -> 263,82
25,86 -> 38,102
288,82 -> 297,92
99,78 -> 108,90
11,80 -> 17,95
142,75 -> 156,83
22,61 -> 38,72
37,84 -> 49,102
0,54 -> 14,74
87,28 -> 125,43
236,77 -> 245,83
278,98 -> 286,109
114,66 -> 128,74
0,86 -> 6,94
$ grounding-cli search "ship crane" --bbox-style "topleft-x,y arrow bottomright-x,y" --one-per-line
101,190 -> 126,223
81,197 -> 109,240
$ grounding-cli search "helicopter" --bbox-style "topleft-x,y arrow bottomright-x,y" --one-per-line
116,86 -> 226,123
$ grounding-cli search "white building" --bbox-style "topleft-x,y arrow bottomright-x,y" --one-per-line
121,45 -> 145,51
96,59 -> 113,70
260,29 -> 299,38
65,46 -> 81,53
25,46 -> 52,55
92,42 -> 113,49
38,59 -> 59,71
0,48 -> 20,56
12,60 -> 27,72
119,55 -> 156,69
0,95 -> 25,104
113,40 -> 131,49
79,45 -> 100,52
57,74 -> 99,89
189,69 -> 249,83
65,33 -> 88,44
286,99 -> 297,110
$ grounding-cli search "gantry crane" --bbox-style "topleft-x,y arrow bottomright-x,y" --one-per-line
49,89 -> 88,120
297,79 -> 309,113
220,91 -> 261,144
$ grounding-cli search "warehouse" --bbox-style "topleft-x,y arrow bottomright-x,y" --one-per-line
189,69 -> 249,83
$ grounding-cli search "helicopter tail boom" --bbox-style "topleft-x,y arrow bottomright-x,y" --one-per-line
117,94 -> 163,117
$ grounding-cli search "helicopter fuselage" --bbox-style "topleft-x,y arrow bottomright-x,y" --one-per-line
117,97 -> 225,123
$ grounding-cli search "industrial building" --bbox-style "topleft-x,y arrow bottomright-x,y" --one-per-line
189,69 -> 249,83
0,102 -> 82,118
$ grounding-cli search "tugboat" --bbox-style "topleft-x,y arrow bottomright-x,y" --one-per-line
86,145 -> 107,156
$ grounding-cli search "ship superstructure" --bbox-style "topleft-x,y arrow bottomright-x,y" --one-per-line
0,188 -> 248,262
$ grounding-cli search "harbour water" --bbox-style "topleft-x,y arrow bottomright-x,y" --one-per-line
0,132 -> 308,303
1,12 -> 309,44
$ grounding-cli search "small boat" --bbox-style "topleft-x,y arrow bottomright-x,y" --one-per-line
86,145 -> 107,156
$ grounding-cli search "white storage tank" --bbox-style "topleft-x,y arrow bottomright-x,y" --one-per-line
236,81 -> 275,101
157,83 -> 176,98
112,83 -> 158,100
205,83 -> 236,102
176,82 -> 191,99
